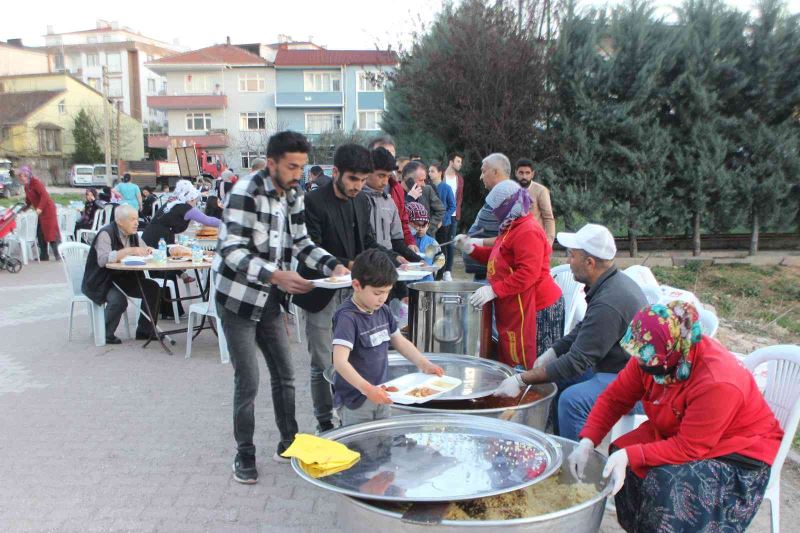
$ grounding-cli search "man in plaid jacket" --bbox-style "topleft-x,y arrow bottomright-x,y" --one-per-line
213,131 -> 349,485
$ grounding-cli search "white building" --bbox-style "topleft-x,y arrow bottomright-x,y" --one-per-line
40,20 -> 184,132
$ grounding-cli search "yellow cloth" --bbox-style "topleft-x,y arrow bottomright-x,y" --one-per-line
281,433 -> 361,478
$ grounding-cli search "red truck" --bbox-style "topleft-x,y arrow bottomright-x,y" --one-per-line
119,145 -> 229,190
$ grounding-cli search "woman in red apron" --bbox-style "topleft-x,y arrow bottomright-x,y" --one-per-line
457,180 -> 562,369
19,166 -> 61,260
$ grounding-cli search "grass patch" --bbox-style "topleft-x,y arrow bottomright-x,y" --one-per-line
0,193 -> 84,209
651,264 -> 800,344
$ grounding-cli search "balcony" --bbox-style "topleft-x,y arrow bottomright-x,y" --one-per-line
147,133 -> 229,149
275,92 -> 343,108
147,94 -> 228,110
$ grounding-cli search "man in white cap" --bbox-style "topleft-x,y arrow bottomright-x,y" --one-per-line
493,223 -> 647,441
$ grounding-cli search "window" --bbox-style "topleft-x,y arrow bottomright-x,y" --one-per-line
184,74 -> 210,94
38,128 -> 62,153
88,77 -> 101,91
305,113 -> 342,134
186,113 -> 212,131
146,54 -> 154,63
54,52 -> 64,71
87,36 -> 98,44
86,53 -> 99,67
239,112 -> 267,131
58,100 -> 66,115
358,110 -> 381,130
1,127 -> 9,141
106,53 -> 121,73
161,80 -> 167,93
358,72 -> 384,92
241,151 -> 266,169
108,78 -> 123,98
238,72 -> 265,92
303,71 -> 341,92
68,54 -> 80,72
147,79 -> 156,94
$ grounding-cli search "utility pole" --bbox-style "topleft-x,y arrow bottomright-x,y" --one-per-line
102,66 -> 112,187
115,100 -> 121,164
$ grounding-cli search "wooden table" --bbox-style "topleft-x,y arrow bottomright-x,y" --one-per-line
106,259 -> 214,354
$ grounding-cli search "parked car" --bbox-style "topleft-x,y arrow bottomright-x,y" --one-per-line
92,164 -> 119,187
0,159 -> 21,198
69,164 -> 95,187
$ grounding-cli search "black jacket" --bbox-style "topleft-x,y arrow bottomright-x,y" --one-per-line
293,182 -> 390,313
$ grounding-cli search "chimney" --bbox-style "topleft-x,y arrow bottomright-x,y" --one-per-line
46,25 -> 54,35
7,38 -> 23,48
110,21 -> 119,30
226,36 -> 231,45
96,19 -> 110,29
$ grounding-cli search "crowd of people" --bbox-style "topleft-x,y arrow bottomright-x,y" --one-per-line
206,130 -> 783,533
9,126 -> 778,532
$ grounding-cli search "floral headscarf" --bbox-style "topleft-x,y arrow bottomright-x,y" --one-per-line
620,301 -> 703,385
486,180 -> 532,231
163,179 -> 200,213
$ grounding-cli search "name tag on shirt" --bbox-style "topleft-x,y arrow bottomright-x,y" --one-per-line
368,329 -> 391,347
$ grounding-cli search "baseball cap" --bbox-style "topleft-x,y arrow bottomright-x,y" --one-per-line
556,223 -> 616,260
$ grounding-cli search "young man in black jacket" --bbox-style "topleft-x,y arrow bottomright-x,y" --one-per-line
293,144 -> 393,432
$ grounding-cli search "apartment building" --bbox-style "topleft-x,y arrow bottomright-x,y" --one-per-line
146,40 -> 396,171
40,20 -> 183,131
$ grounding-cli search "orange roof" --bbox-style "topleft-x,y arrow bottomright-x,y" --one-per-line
274,49 -> 397,67
149,44 -> 268,66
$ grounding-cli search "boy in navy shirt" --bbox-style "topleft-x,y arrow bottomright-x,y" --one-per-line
332,249 -> 443,426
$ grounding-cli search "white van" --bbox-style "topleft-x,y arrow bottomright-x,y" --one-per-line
91,164 -> 119,187
69,164 -> 95,187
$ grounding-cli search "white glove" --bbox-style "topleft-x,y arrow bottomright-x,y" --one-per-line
454,234 -> 473,253
469,285 -> 496,307
602,449 -> 629,495
493,373 -> 524,397
567,438 -> 594,480
533,347 -> 556,369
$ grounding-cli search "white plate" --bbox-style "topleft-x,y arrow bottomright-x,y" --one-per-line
401,261 -> 427,269
121,255 -> 152,265
397,269 -> 430,281
381,373 -> 462,405
311,274 -> 352,289
168,257 -> 191,262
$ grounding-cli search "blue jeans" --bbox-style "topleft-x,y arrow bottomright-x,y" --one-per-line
555,370 -> 619,442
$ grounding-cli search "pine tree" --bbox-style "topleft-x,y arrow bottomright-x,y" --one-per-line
71,108 -> 103,164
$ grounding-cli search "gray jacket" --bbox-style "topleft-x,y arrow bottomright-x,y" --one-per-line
361,185 -> 418,261
546,267 -> 648,382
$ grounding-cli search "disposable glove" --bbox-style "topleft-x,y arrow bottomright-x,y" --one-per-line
469,284 -> 496,307
602,449 -> 629,495
567,438 -> 594,480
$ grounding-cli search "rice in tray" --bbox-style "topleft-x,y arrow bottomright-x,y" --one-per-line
442,472 -> 599,521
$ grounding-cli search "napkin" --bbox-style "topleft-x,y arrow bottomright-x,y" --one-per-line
281,433 -> 360,478
121,256 -> 147,266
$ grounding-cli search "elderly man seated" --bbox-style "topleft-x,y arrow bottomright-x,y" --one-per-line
81,204 -> 160,344
493,223 -> 648,441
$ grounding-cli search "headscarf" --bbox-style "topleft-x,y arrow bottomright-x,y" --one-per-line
18,165 -> 32,178
164,179 -> 200,213
485,180 -> 532,231
620,301 -> 703,385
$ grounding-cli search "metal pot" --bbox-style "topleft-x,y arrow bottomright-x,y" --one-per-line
408,281 -> 491,357
391,382 -> 557,431
337,436 -> 612,532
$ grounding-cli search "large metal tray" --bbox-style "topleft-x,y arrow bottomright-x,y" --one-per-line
324,353 -> 514,401
290,414 -> 562,503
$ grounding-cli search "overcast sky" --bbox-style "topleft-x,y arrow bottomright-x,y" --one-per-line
4,0 -> 800,52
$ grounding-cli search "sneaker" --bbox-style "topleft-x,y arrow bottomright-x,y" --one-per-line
272,452 -> 291,464
232,454 -> 258,484
443,271 -> 453,282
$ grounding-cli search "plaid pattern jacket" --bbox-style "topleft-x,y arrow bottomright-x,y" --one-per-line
213,170 -> 340,320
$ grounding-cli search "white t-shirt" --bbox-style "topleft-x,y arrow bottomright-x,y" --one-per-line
445,174 -> 459,199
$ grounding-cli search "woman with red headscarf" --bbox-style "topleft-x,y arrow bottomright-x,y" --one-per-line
569,301 -> 783,533
18,166 -> 61,260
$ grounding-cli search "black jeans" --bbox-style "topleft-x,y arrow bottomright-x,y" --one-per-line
105,273 -> 160,337
36,223 -> 60,260
217,295 -> 297,457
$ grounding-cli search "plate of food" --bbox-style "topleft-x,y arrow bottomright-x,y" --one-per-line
380,373 -> 462,405
311,274 -> 352,289
167,256 -> 191,262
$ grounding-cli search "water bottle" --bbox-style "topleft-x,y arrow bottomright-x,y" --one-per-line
191,241 -> 202,265
157,238 -> 167,263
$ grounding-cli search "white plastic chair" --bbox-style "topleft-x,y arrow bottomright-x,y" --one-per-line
551,264 -> 587,336
58,242 -> 132,346
698,308 -> 719,338
623,265 -> 659,288
185,273 -> 229,364
10,211 -> 39,264
744,345 -> 800,533
76,208 -> 104,244
57,209 -> 77,242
